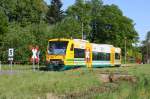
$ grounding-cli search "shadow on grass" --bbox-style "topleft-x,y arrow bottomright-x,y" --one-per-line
39,66 -> 82,72
38,65 -> 121,72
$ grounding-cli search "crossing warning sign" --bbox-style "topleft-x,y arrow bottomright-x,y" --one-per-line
31,47 -> 40,63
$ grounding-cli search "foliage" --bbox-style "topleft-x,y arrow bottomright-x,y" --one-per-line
92,5 -> 138,47
0,9 -> 8,36
52,16 -> 81,38
88,0 -> 103,41
0,0 -> 48,24
46,0 -> 63,24
0,9 -> 8,60
146,31 -> 150,41
0,0 -> 49,63
141,31 -> 150,63
2,22 -> 53,63
66,0 -> 92,39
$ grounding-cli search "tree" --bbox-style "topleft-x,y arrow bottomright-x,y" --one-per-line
2,22 -> 53,63
0,8 -> 8,61
141,31 -> 150,63
0,0 -> 51,63
66,1 -> 138,48
46,0 -> 63,24
0,9 -> 8,40
0,0 -> 48,24
146,31 -> 150,41
52,16 -> 81,38
66,0 -> 92,39
92,5 -> 138,48
88,0 -> 103,41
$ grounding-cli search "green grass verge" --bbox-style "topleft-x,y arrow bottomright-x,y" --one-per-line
1,64 -> 33,70
0,64 -> 150,99
0,67 -> 100,99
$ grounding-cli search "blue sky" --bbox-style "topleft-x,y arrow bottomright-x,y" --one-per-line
45,0 -> 150,41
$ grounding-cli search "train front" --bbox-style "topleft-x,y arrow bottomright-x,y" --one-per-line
46,39 -> 69,70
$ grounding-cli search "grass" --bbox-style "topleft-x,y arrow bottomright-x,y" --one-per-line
0,66 -> 100,99
93,64 -> 150,99
0,64 -> 150,99
1,64 -> 33,70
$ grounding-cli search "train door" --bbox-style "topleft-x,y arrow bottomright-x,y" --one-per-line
111,47 -> 115,66
114,48 -> 121,66
85,43 -> 92,68
65,40 -> 74,66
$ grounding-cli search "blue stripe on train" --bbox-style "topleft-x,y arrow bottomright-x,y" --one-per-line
92,61 -> 112,67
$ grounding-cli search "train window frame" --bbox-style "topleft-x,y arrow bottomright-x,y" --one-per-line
115,53 -> 120,59
74,48 -> 85,58
92,52 -> 111,61
106,53 -> 110,61
48,41 -> 68,55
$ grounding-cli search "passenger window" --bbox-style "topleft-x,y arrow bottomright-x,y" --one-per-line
74,48 -> 85,58
70,44 -> 74,51
115,53 -> 120,59
92,52 -> 110,61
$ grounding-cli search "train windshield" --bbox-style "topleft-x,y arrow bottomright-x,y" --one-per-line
48,41 -> 68,55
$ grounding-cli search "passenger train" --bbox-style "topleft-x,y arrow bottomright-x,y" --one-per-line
46,38 -> 121,70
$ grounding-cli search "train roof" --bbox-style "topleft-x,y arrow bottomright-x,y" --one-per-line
48,38 -> 89,43
91,43 -> 113,53
48,38 -> 71,41
115,47 -> 121,53
73,39 -> 89,43
91,43 -> 114,47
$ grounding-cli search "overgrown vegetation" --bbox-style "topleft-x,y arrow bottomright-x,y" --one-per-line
0,64 -> 150,98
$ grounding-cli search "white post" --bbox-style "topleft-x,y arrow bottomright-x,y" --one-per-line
0,61 -> 1,71
38,60 -> 39,70
82,22 -> 84,40
147,42 -> 148,64
148,40 -> 150,64
10,61 -> 12,71
37,54 -> 39,71
81,1 -> 84,40
33,58 -> 35,71
125,37 -> 127,66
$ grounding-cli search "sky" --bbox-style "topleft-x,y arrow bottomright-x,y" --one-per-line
45,0 -> 150,41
